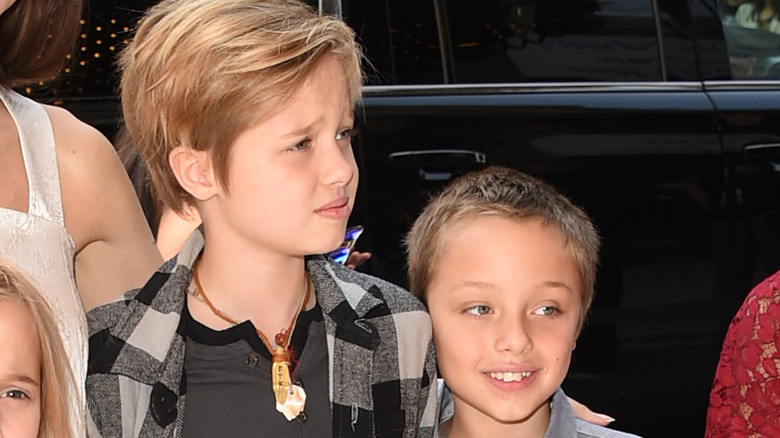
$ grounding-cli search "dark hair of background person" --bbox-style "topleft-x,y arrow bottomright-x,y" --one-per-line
114,123 -> 161,234
743,0 -> 780,19
0,0 -> 84,86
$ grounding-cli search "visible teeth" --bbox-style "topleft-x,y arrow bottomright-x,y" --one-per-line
489,371 -> 531,382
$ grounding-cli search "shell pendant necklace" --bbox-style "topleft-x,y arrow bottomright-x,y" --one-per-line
192,260 -> 311,420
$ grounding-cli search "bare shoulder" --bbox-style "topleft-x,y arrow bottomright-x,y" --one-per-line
45,104 -> 114,178
44,104 -> 162,310
44,103 -> 104,143
43,104 -> 124,247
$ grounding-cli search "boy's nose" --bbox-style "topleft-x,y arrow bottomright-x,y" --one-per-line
494,315 -> 533,355
321,140 -> 356,187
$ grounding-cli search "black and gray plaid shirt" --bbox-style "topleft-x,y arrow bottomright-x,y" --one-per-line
86,230 -> 437,438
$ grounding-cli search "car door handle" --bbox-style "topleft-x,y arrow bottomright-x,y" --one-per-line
388,149 -> 487,181
743,142 -> 780,172
388,149 -> 487,163
743,142 -> 780,153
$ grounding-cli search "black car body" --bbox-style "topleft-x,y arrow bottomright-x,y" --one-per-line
40,0 -> 780,436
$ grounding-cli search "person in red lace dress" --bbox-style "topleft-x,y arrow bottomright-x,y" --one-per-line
705,269 -> 780,437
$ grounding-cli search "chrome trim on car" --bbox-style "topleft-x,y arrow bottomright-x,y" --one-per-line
432,0 -> 452,84
389,149 -> 487,163
744,142 -> 780,152
651,0 -> 668,81
704,80 -> 780,90
362,82 -> 704,96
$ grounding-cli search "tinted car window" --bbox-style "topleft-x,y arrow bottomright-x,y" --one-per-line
343,0 -> 444,84
718,0 -> 780,79
444,0 -> 663,82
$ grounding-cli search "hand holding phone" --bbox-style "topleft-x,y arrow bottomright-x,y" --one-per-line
329,225 -> 364,265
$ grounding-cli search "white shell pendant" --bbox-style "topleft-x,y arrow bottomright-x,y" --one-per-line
276,384 -> 307,421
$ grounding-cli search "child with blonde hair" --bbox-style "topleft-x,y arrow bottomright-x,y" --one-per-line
0,259 -> 75,438
406,166 -> 639,438
86,0 -> 436,436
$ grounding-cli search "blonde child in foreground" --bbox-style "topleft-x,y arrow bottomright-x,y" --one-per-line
86,0 -> 436,436
0,259 -> 75,438
405,166 -> 640,438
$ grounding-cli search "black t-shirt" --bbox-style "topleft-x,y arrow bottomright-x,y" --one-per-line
181,300 -> 331,437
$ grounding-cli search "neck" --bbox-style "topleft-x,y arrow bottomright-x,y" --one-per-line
446,401 -> 550,438
191,237 -> 310,339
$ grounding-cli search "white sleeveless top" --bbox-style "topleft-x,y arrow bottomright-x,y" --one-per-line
0,87 -> 86,436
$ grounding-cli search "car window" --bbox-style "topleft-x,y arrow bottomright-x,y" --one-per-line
342,0 -> 444,85
443,0 -> 663,82
718,0 -> 780,79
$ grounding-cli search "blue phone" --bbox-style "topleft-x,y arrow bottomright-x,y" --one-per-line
329,225 -> 364,265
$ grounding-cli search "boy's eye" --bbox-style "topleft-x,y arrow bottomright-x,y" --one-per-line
336,128 -> 357,142
288,139 -> 312,152
533,306 -> 558,316
1,390 -> 29,400
465,305 -> 492,316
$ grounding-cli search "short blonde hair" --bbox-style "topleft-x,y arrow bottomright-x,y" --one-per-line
120,0 -> 363,215
0,260 -> 74,438
405,166 -> 600,335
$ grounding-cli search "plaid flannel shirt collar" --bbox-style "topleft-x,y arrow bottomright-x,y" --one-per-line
89,228 -> 389,383
306,257 -> 386,348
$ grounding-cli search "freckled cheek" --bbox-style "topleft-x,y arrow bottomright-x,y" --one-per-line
537,331 -> 576,362
554,347 -> 575,365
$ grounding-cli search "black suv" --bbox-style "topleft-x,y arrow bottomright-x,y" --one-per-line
41,1 -> 780,436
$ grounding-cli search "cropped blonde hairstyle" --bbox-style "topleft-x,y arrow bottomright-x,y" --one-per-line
405,166 -> 601,335
120,0 -> 363,215
0,260 -> 74,438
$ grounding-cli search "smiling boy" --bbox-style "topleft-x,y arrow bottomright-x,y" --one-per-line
405,166 -> 639,438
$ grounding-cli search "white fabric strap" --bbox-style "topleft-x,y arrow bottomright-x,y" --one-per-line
0,87 -> 63,223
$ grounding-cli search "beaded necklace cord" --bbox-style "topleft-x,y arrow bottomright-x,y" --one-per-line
192,259 -> 311,420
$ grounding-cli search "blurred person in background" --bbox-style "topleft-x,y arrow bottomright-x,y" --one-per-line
735,0 -> 780,33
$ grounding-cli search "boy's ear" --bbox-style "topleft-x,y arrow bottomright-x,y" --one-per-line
169,145 -> 218,202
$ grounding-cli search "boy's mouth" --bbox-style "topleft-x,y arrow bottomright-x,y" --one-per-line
315,196 -> 352,220
487,371 -> 532,382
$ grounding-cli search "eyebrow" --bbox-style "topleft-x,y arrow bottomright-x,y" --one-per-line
541,281 -> 576,292
2,374 -> 40,386
283,117 -> 323,138
450,280 -> 576,294
449,280 -> 494,291
281,112 -> 355,139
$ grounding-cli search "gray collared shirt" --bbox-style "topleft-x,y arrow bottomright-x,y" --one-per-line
435,380 -> 642,437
